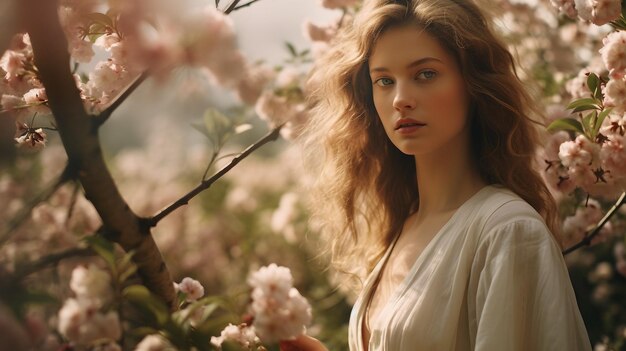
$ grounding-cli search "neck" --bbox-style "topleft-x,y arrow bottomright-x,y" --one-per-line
413,132 -> 486,216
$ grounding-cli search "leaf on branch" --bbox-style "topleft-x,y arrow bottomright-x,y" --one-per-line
547,117 -> 585,134
582,111 -> 596,135
594,108 -> 613,137
123,284 -> 170,327
285,42 -> 298,58
203,108 -> 235,146
566,98 -> 599,112
84,235 -> 116,271
86,13 -> 114,28
587,73 -> 599,96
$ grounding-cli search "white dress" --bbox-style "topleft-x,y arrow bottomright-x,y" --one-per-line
348,185 -> 592,351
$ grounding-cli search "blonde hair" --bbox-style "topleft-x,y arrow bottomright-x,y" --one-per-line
303,0 -> 558,282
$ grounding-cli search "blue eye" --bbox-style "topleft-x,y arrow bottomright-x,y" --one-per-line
416,70 -> 437,81
374,77 -> 394,87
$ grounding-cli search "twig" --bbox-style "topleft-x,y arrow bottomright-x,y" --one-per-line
65,181 -> 80,225
562,191 -> 626,256
93,72 -> 149,128
0,164 -> 74,247
202,151 -> 219,181
149,124 -> 284,226
14,247 -> 94,279
224,0 -> 242,14
233,0 -> 261,11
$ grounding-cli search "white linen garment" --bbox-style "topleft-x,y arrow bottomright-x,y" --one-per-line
349,185 -> 592,351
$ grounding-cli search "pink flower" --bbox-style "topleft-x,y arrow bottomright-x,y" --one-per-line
550,0 -> 578,18
210,324 -> 259,349
600,133 -> 626,177
302,20 -> 337,43
0,50 -> 25,79
558,135 -> 596,168
22,88 -> 47,104
605,77 -> 626,115
14,121 -> 46,151
236,63 -> 274,105
177,277 -> 204,301
591,0 -> 622,25
600,31 -> 626,78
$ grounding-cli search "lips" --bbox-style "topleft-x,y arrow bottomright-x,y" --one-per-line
394,118 -> 427,131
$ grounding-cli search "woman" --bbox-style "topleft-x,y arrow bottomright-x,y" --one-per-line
284,0 -> 592,349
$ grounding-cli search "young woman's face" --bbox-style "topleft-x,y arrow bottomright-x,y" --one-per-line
368,25 -> 470,157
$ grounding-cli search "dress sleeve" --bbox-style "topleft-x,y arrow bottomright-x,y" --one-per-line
473,219 -> 592,351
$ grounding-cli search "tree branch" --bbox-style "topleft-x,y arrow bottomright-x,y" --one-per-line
233,0 -> 261,11
93,72 -> 149,129
149,124 -> 283,226
14,247 -> 94,279
23,0 -> 176,308
562,191 -> 626,256
224,0 -> 242,14
0,164 -> 73,247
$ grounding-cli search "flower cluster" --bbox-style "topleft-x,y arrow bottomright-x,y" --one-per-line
210,323 -> 260,350
57,264 -> 122,349
561,199 -> 614,247
551,0 -> 622,25
247,264 -> 312,344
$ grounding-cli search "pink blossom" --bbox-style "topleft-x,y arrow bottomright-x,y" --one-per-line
1,94 -> 23,110
550,0 -> 578,18
135,334 -> 174,351
210,323 -> 259,349
177,277 -> 204,301
0,50 -> 25,79
248,264 -> 312,343
14,122 -> 47,151
558,135 -> 597,168
600,31 -> 626,79
600,133 -> 626,177
566,69 -> 591,99
22,88 -> 47,104
236,63 -> 274,105
591,0 -> 622,25
58,298 -> 121,346
302,20 -> 337,43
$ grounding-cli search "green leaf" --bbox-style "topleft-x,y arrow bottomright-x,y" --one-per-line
203,109 -> 234,145
84,235 -> 116,271
566,98 -> 598,111
571,104 -> 599,113
285,42 -> 298,57
594,108 -> 613,136
587,73 -> 599,97
86,12 -> 114,28
582,111 -> 595,135
547,117 -> 585,134
123,285 -> 170,326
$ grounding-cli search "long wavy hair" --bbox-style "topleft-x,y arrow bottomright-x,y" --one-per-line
303,0 -> 558,282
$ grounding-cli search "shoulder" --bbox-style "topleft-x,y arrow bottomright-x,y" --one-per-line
470,185 -> 553,246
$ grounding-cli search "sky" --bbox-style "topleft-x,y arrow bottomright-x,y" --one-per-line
229,0 -> 341,64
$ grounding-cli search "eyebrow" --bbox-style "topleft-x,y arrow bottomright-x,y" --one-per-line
369,57 -> 444,74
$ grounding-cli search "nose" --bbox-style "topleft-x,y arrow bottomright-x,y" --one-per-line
392,82 -> 416,112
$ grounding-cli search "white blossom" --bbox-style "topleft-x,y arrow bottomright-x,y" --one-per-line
134,334 -> 175,351
70,264 -> 112,303
210,323 -> 259,349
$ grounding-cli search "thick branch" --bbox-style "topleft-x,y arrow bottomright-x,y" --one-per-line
0,164 -> 73,247
150,124 -> 283,226
562,191 -> 626,256
22,0 -> 176,308
93,72 -> 149,129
